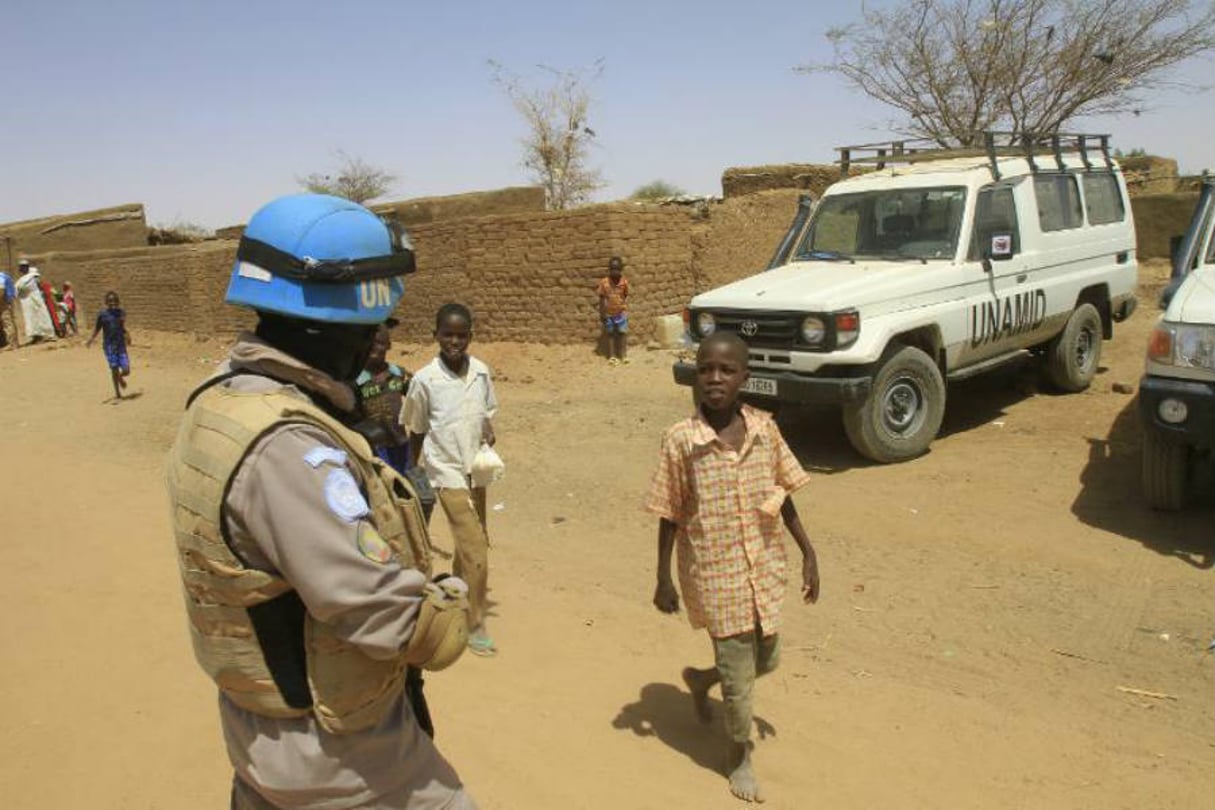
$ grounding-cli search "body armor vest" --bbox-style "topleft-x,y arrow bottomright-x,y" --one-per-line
166,382 -> 432,733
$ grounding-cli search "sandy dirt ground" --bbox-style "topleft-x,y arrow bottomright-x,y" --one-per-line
1,261 -> 1211,809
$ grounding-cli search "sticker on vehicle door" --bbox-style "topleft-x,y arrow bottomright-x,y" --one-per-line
970,289 -> 1047,347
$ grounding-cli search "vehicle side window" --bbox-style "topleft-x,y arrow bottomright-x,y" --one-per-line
1033,174 -> 1083,231
1081,173 -> 1125,225
969,186 -> 1020,260
1205,223 -> 1215,266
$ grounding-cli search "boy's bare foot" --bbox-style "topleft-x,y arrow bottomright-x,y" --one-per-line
727,741 -> 763,803
681,666 -> 714,724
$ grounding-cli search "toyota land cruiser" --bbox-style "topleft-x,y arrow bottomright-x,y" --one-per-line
677,133 -> 1138,463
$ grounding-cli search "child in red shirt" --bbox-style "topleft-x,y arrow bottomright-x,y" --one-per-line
596,255 -> 630,365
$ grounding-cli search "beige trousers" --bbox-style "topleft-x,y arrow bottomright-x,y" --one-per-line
437,487 -> 489,628
712,630 -> 781,743
0,303 -> 18,349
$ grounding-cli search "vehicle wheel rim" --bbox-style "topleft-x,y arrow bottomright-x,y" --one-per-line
1075,327 -> 1094,372
882,378 -> 923,435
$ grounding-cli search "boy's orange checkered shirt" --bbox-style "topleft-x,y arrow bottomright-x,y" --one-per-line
596,276 -> 629,316
644,405 -> 811,638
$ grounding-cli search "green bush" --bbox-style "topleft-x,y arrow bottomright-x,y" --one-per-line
630,180 -> 686,201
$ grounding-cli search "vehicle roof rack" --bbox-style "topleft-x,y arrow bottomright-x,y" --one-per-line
836,132 -> 1114,181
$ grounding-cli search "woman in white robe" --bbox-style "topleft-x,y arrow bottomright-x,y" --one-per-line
14,263 -> 56,342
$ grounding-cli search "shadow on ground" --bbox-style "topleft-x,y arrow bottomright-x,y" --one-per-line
611,682 -> 774,776
776,361 -> 1039,473
105,390 -> 144,404
1072,395 -> 1215,568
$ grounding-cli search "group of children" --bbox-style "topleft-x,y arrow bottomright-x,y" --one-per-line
73,256 -> 810,803
1,262 -> 78,348
357,303 -> 501,657
0,265 -> 133,401
368,280 -> 817,803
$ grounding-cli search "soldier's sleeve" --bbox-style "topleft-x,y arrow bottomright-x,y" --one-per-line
224,423 -> 428,661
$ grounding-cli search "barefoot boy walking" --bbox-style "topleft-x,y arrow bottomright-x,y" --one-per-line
645,331 -> 819,803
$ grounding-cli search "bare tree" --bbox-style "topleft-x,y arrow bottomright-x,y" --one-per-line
802,0 -> 1215,146
298,150 -> 397,204
490,60 -> 605,209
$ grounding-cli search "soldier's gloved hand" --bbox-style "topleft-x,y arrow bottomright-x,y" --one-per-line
404,574 -> 471,671
429,574 -> 469,601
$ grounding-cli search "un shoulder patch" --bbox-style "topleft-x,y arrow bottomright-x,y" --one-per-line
325,468 -> 369,523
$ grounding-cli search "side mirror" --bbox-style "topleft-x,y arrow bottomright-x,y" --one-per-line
1159,278 -> 1182,309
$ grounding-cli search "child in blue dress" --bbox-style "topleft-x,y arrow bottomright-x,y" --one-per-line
86,291 -> 131,399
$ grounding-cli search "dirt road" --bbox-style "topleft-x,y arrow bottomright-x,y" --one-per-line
1,263 -> 1210,809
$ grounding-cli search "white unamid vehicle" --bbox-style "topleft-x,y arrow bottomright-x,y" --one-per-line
1139,174 -> 1214,510
677,134 -> 1138,462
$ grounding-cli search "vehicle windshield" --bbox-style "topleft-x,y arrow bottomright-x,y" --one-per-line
795,186 -> 967,261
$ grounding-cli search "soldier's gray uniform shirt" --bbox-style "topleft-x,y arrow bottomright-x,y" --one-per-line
214,361 -> 476,810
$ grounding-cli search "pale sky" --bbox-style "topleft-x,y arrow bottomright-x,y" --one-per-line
3,0 -> 1212,230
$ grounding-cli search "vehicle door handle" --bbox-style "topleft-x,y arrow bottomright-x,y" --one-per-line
1016,273 -> 1028,283
1116,251 -> 1129,264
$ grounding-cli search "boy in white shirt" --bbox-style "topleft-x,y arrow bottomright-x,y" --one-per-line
402,303 -> 499,656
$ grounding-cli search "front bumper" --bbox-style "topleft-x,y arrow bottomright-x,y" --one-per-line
1138,374 -> 1215,450
672,361 -> 872,405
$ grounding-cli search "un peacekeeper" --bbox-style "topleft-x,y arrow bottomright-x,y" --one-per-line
165,194 -> 478,810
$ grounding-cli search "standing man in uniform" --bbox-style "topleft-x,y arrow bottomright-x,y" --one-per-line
165,194 -> 478,810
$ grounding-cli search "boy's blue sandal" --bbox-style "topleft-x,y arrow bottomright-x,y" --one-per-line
468,632 -> 497,657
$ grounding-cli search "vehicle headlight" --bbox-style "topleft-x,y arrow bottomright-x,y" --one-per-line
801,316 -> 826,344
695,311 -> 716,338
1175,324 -> 1215,372
1149,323 -> 1215,372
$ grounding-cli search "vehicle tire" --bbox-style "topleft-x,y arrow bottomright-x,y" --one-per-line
1141,430 -> 1190,511
843,344 -> 945,463
1045,303 -> 1102,392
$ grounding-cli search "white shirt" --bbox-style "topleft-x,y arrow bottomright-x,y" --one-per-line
400,356 -> 498,490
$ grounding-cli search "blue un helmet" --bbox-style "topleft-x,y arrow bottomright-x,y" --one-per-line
225,194 -> 415,324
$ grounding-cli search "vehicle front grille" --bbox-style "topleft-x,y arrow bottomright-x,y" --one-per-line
714,312 -> 798,348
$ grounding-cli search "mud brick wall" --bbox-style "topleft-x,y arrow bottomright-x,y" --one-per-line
33,241 -> 250,334
1,204 -> 148,265
398,204 -> 695,343
25,206 -> 699,345
1120,156 -> 1179,196
215,187 -> 548,241
721,163 -> 844,199
1130,192 -> 1201,260
14,194 -> 806,344
691,190 -> 804,291
373,186 -> 546,227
